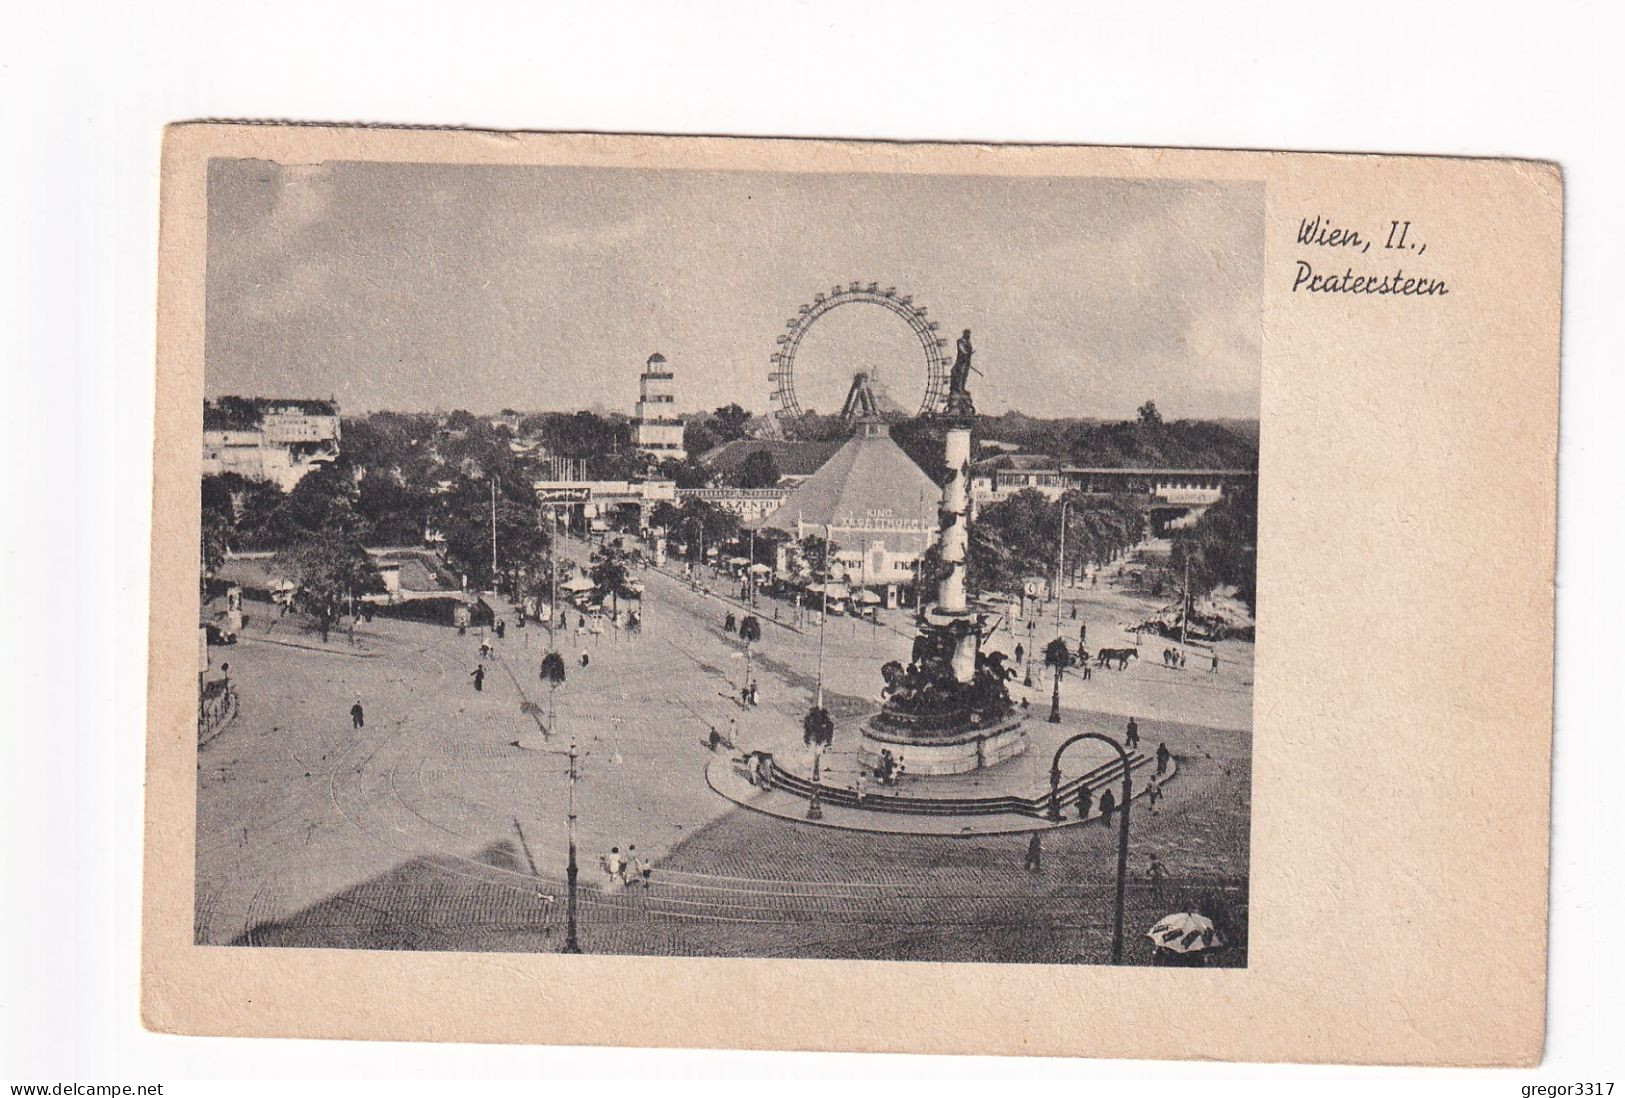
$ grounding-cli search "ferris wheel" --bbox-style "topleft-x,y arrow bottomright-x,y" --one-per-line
768,281 -> 951,422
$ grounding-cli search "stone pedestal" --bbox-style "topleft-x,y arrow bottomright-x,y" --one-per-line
859,713 -> 1030,776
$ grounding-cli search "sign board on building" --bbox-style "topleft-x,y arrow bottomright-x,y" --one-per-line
537,487 -> 591,503
1156,487 -> 1224,506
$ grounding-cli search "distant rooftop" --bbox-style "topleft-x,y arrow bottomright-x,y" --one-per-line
699,437 -> 847,481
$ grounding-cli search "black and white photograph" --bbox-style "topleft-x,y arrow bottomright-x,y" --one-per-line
194,159 -> 1261,966
8,1 -> 1615,1085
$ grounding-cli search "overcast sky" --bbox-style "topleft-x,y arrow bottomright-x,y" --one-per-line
205,159 -> 1262,421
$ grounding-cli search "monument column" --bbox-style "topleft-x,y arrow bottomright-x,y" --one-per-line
940,420 -> 976,683
859,327 -> 1029,776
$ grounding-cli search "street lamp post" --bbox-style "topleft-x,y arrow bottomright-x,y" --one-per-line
1049,731 -> 1135,964
563,736 -> 582,953
815,524 -> 831,710
807,525 -> 833,822
1054,497 -> 1069,638
549,528 -> 559,653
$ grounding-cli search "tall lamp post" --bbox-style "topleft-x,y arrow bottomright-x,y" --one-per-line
808,524 -> 833,821
815,526 -> 834,704
563,735 -> 582,953
1054,496 -> 1069,639
1048,731 -> 1134,964
748,527 -> 758,607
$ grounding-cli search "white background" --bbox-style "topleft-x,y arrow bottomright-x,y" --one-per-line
1,0 -> 1620,1089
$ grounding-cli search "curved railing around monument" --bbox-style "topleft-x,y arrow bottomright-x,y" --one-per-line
745,750 -> 1157,820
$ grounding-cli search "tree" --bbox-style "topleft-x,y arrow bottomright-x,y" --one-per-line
286,464 -> 363,536
536,410 -> 628,462
272,530 -> 381,642
200,508 -> 233,592
738,614 -> 762,685
657,456 -> 713,489
429,474 -> 550,595
711,403 -> 752,444
682,420 -> 720,458
678,497 -> 740,563
735,449 -> 781,489
1170,485 -> 1258,613
589,539 -> 634,617
802,705 -> 835,781
648,500 -> 682,533
969,490 -> 1145,598
354,468 -> 431,547
1137,401 -> 1164,428
1044,636 -> 1072,724
205,474 -> 293,551
539,650 -> 567,736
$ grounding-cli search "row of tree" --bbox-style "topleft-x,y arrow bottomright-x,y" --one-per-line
951,489 -> 1147,598
889,402 -> 1258,482
1168,486 -> 1258,613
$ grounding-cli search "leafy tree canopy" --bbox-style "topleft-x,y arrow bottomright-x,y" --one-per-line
734,449 -> 781,489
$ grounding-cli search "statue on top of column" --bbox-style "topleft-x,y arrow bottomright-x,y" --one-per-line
948,329 -> 975,395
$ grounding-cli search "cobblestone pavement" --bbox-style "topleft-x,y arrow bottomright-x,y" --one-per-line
197,540 -> 1251,965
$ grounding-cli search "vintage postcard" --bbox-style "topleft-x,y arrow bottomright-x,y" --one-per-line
144,124 -> 1561,1064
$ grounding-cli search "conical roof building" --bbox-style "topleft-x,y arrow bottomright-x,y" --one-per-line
758,419 -> 940,587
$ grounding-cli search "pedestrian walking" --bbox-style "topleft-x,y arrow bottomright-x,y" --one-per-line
1077,784 -> 1092,820
854,770 -> 867,805
636,853 -> 653,889
604,846 -> 624,886
1126,716 -> 1140,750
470,664 -> 485,691
1023,832 -> 1043,872
1097,787 -> 1116,825
1179,651 -> 1187,669
1070,604 -> 1077,620
495,619 -> 506,639
1079,623 -> 1087,645
622,845 -> 637,886
1014,642 -> 1025,664
1146,774 -> 1163,815
580,652 -> 590,668
1210,652 -> 1219,673
1156,742 -> 1171,776
1147,854 -> 1167,903
349,699 -> 364,729
479,637 -> 493,659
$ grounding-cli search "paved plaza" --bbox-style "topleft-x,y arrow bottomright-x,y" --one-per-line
196,536 -> 1252,964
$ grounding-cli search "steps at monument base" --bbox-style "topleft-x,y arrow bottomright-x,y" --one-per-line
752,751 -> 1157,819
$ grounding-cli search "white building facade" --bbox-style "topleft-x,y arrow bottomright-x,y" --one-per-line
201,401 -> 341,491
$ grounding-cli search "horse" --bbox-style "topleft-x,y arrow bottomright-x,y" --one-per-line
1096,647 -> 1139,670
